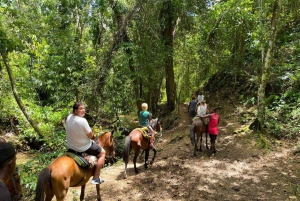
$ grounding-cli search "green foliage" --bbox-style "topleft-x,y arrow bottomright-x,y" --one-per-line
20,147 -> 66,199
169,133 -> 184,144
265,94 -> 300,139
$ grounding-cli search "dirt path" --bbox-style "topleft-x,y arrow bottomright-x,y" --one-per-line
63,103 -> 300,201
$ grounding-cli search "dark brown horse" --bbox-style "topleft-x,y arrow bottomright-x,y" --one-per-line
123,118 -> 162,179
190,117 -> 208,156
35,132 -> 115,201
0,137 -> 23,200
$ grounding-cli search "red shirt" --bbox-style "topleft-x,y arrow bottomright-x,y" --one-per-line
208,113 -> 219,135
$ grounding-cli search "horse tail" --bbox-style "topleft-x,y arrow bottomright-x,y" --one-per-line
123,136 -> 131,164
35,168 -> 51,201
190,123 -> 196,145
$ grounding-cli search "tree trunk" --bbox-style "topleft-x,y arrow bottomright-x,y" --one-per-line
161,0 -> 176,113
257,0 -> 281,126
0,52 -> 44,138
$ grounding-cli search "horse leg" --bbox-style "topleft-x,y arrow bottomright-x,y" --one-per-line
205,132 -> 209,149
193,135 -> 198,156
150,147 -> 156,164
133,151 -> 139,174
199,134 -> 202,152
144,149 -> 149,169
52,180 -> 69,201
124,162 -> 128,179
139,150 -> 144,161
80,185 -> 85,201
96,184 -> 101,201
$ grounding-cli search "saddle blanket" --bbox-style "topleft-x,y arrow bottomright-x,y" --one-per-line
63,151 -> 97,168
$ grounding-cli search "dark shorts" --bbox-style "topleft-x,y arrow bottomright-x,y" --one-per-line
209,134 -> 218,143
85,141 -> 102,156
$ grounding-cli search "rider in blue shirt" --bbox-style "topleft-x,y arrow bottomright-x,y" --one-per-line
139,103 -> 155,147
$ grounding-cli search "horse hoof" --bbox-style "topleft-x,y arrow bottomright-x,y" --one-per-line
124,174 -> 127,179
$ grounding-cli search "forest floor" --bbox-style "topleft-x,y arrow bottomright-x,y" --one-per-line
60,93 -> 300,201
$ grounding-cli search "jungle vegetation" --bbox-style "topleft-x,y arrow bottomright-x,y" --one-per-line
0,0 -> 299,198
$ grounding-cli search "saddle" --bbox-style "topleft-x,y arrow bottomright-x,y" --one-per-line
192,116 -> 208,125
135,127 -> 151,140
63,150 -> 97,169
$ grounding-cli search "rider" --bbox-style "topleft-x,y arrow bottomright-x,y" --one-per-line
66,102 -> 106,185
197,99 -> 208,116
139,103 -> 155,148
188,97 -> 197,121
200,108 -> 220,154
0,142 -> 17,201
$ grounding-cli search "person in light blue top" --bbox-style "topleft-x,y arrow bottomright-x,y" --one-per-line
139,103 -> 154,147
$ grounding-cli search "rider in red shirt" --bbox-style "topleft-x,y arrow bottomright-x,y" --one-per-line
200,108 -> 220,154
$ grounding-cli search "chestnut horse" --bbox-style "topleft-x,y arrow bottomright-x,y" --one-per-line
190,117 -> 208,156
123,118 -> 162,179
0,137 -> 23,200
6,167 -> 23,201
35,132 -> 115,201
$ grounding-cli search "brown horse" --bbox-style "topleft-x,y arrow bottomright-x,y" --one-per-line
0,137 -> 23,200
95,131 -> 116,164
35,132 -> 115,201
6,167 -> 23,201
123,118 -> 162,179
190,117 -> 208,156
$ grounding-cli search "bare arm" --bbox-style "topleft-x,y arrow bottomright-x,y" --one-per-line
87,130 -> 94,139
200,114 -> 212,118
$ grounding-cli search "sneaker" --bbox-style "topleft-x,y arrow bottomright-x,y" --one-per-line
91,177 -> 104,185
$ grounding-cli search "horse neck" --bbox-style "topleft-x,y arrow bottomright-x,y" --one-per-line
98,132 -> 110,146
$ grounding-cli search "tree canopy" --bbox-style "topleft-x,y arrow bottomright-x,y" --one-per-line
0,0 -> 299,145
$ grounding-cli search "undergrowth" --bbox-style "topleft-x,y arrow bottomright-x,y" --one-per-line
169,133 -> 184,144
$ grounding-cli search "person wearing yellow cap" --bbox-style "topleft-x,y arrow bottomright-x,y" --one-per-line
0,142 -> 17,201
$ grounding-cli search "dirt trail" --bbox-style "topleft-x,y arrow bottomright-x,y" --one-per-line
63,103 -> 300,201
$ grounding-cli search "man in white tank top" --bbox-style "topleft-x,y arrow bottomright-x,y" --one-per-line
66,102 -> 106,185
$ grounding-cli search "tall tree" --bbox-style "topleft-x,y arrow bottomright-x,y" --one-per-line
161,0 -> 176,113
257,0 -> 281,126
0,44 -> 43,137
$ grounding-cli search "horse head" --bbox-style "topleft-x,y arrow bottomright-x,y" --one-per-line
150,118 -> 162,137
6,167 -> 23,201
97,132 -> 116,163
0,138 -> 23,200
